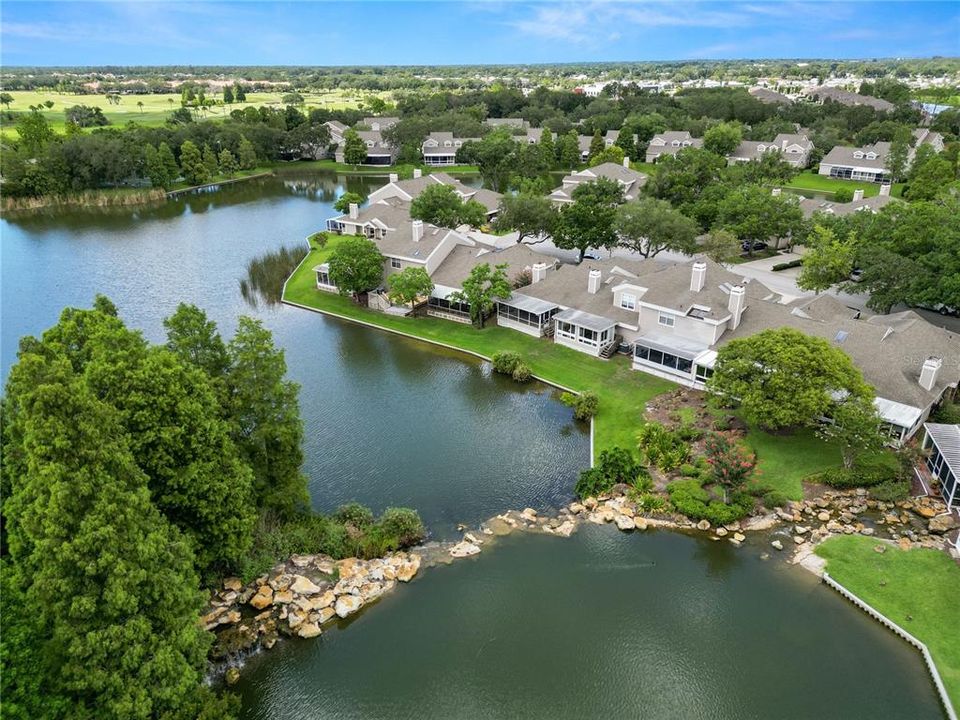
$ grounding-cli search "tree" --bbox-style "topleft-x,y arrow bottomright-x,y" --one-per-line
817,397 -> 886,469
222,85 -> 234,104
703,121 -> 743,156
538,128 -> 556,168
905,156 -> 955,200
218,148 -> 238,175
645,147 -> 726,209
202,144 -> 219,178
237,136 -> 257,170
493,192 -> 558,244
614,197 -> 699,259
327,235 -> 384,298
796,225 -> 855,293
467,129 -> 523,192
179,140 -> 208,185
0,92 -> 13,109
553,177 -> 625,262
387,267 -> 434,308
887,136 -> 910,182
717,184 -> 804,254
707,328 -> 874,431
233,83 -> 246,102
449,262 -> 512,328
226,317 -> 308,516
15,111 -> 55,156
143,144 -> 169,188
137,100 -> 144,114
588,129 -> 605,160
703,432 -> 757,503
343,128 -> 368,166
333,191 -> 366,215
590,145 -> 625,166
64,104 -> 109,127
163,302 -> 230,380
557,129 -> 581,168
410,183 -> 486,228
699,229 -> 741,263
158,141 -> 180,182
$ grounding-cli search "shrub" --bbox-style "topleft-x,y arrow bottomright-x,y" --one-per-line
667,479 -> 754,524
762,490 -> 792,509
636,493 -> 668,513
869,479 -> 910,502
561,391 -> 599,421
817,463 -> 899,488
679,463 -> 699,477
334,502 -> 374,528
703,432 -> 757,500
637,422 -> 690,471
713,416 -> 731,431
511,362 -> 532,383
575,447 -> 645,498
377,507 -> 426,546
308,231 -> 328,248
833,187 -> 854,203
772,259 -> 803,271
932,401 -> 960,424
492,351 -> 522,375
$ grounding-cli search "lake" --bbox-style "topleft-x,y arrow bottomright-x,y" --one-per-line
0,167 -> 942,719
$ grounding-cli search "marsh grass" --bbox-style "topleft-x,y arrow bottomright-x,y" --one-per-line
240,245 -> 309,308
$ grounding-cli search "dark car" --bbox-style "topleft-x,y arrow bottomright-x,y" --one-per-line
741,241 -> 768,252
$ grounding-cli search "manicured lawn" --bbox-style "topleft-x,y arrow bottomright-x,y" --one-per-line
785,170 -> 904,198
816,535 -> 960,710
285,237 -> 675,459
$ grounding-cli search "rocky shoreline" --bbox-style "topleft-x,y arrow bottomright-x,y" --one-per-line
206,488 -> 956,685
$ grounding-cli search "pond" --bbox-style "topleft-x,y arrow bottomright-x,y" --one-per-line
0,167 -> 943,719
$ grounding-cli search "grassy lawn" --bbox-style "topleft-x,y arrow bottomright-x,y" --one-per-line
816,535 -> 960,709
276,159 -> 480,177
285,237 -> 675,458
786,170 -> 904,198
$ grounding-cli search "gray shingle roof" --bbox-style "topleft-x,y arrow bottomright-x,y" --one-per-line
820,142 -> 891,170
799,194 -> 897,218
807,87 -> 895,112
430,243 -> 554,289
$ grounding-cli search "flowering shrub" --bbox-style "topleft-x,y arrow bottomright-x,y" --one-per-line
703,432 -> 757,502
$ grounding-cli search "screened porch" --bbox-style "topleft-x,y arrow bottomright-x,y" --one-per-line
496,295 -> 560,337
552,308 -> 616,356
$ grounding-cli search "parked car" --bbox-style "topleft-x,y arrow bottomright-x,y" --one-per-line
741,241 -> 768,252
915,302 -> 960,317
849,268 -> 864,282
582,251 -> 602,261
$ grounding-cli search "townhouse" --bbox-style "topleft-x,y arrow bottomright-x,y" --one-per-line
324,118 -> 397,166
645,131 -> 704,163
549,160 -> 648,204
421,132 -> 480,166
805,87 -> 896,113
818,128 -> 943,182
798,185 -> 896,218
726,133 -> 814,168
365,170 -> 503,221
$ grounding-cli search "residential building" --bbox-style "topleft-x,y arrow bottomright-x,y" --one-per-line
549,160 -> 648,204
913,128 -> 945,153
367,170 -> 503,220
805,87 -> 895,113
922,423 -> 959,511
818,141 -> 893,182
749,87 -> 794,105
333,130 -> 396,166
645,131 -> 704,163
362,117 -> 399,132
726,133 -> 814,168
421,132 -> 480,166
798,185 -> 896,218
485,118 -> 530,131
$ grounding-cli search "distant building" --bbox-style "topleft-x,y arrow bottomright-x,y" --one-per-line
805,87 -> 895,113
645,131 -> 703,163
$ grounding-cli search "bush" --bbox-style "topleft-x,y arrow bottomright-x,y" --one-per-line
833,187 -> 854,203
575,447 -> 645,498
679,463 -> 699,477
334,502 -> 374,528
869,479 -> 910,502
762,490 -> 792,509
931,401 -> 960,424
713,416 -> 731,431
667,479 -> 754,525
636,492 -> 668,513
492,351 -> 522,375
511,362 -> 532,383
561,391 -> 599,421
308,231 -> 328,248
377,507 -> 426,547
637,422 -> 690,471
772,259 -> 803,271
817,463 -> 899,488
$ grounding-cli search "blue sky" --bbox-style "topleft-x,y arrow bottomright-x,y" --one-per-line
2,1 -> 958,67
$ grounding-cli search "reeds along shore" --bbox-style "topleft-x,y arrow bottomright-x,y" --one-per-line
1,187 -> 167,212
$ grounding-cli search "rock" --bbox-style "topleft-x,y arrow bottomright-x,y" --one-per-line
583,497 -> 598,511
335,594 -> 364,619
520,508 -> 538,521
225,668 -> 241,686
336,558 -> 362,580
223,577 -> 243,592
874,545 -> 886,554
760,553 -> 770,560
733,532 -> 745,543
359,582 -> 385,602
289,554 -> 313,568
463,532 -> 480,544
263,635 -> 278,650
634,517 -> 648,531
287,609 -> 306,629
568,502 -> 585,515
728,538 -> 742,547
696,520 -> 711,531
793,536 -> 806,545
929,514 -> 959,534
311,590 -> 336,609
815,497 -> 830,509
860,528 -> 875,536
817,511 -> 830,522
715,527 -> 728,537
742,514 -> 778,531
395,555 -> 421,582
297,622 -> 322,639
554,520 -> 577,538
898,538 -> 913,551
615,515 -> 636,531
916,506 -> 937,519
249,585 -> 274,610
316,560 -> 335,575
290,575 -> 323,596
794,525 -> 810,535
273,590 -> 294,604
317,606 -> 336,624
450,541 -> 482,558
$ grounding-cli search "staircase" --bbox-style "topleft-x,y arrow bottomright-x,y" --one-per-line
543,323 -> 555,338
599,335 -> 621,359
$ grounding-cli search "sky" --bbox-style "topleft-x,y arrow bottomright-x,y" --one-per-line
2,1 -> 958,67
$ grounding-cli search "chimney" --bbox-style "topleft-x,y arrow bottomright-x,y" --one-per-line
690,261 -> 707,292
532,262 -> 548,284
771,187 -> 782,197
728,285 -> 746,329
389,173 -> 399,183
412,219 -> 423,242
587,268 -> 602,294
853,188 -> 864,201
919,357 -> 942,392
623,156 -> 630,168
413,168 -> 422,179
349,202 -> 359,220
879,183 -> 891,197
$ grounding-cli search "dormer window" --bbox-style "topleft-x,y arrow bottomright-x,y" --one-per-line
620,293 -> 637,311
757,144 -> 766,151
671,140 -> 680,147
454,141 -> 462,147
853,151 -> 864,159
444,141 -> 452,147
682,140 -> 691,146
865,152 -> 877,159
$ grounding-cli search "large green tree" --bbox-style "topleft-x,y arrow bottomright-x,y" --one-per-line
707,328 -> 874,431
817,397 -> 886,469
796,225 -> 856,294
333,191 -> 366,214
387,266 -> 434,308
553,177 -> 625,262
449,262 -> 512,328
409,183 -> 486,228
342,128 -> 368,166
494,192 -> 558,244
179,140 -> 207,185
614,197 -> 699,258
703,121 -> 743,156
716,184 -> 804,254
645,147 -> 726,209
326,235 -> 385,298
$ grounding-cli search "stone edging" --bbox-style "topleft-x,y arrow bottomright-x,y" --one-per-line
822,572 -> 957,720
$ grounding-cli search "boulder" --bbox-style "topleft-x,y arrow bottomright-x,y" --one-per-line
898,538 -> 913,551
225,668 -> 241,686
568,502 -> 585,515
335,594 -> 364,619
287,609 -> 306,629
733,532 -> 745,543
223,577 -> 243,592
395,555 -> 421,583
916,506 -> 937,519
554,520 -> 577,538
312,590 -> 336,609
696,520 -> 711,531
273,590 -> 294,605
929,514 -> 959,534
817,512 -> 830,522
583,497 -> 598,511
728,538 -> 742,547
297,622 -> 322,639
336,558 -> 362,580
860,528 -> 875,536
290,575 -> 323,596
615,515 -> 636,532
249,585 -> 274,610
742,514 -> 778,531
793,536 -> 806,545
634,517 -> 648,531
359,582 -> 385,602
771,540 -> 784,551
520,508 -> 538,522
715,527 -> 728,537
794,525 -> 810,535
317,606 -> 337,624
450,541 -> 482,558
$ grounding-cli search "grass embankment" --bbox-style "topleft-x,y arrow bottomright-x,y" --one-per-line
816,535 -> 960,709
786,170 -> 905,198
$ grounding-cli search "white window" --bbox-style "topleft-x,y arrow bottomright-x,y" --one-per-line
620,293 -> 637,311
390,258 -> 402,269
658,313 -> 675,327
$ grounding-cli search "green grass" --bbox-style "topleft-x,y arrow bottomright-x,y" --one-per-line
785,170 -> 905,198
277,159 -> 480,176
285,236 -> 674,458
816,535 -> 960,710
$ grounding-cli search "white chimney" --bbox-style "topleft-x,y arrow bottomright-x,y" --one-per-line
623,156 -> 630,168
532,262 -> 548,284
587,268 -> 602,294
853,188 -> 864,201
389,173 -> 399,183
413,168 -> 422,179
690,261 -> 707,292
771,187 -> 782,197
879,183 -> 891,197
728,285 -> 746,329
919,357 -> 942,392
349,202 -> 359,220
412,220 -> 423,243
